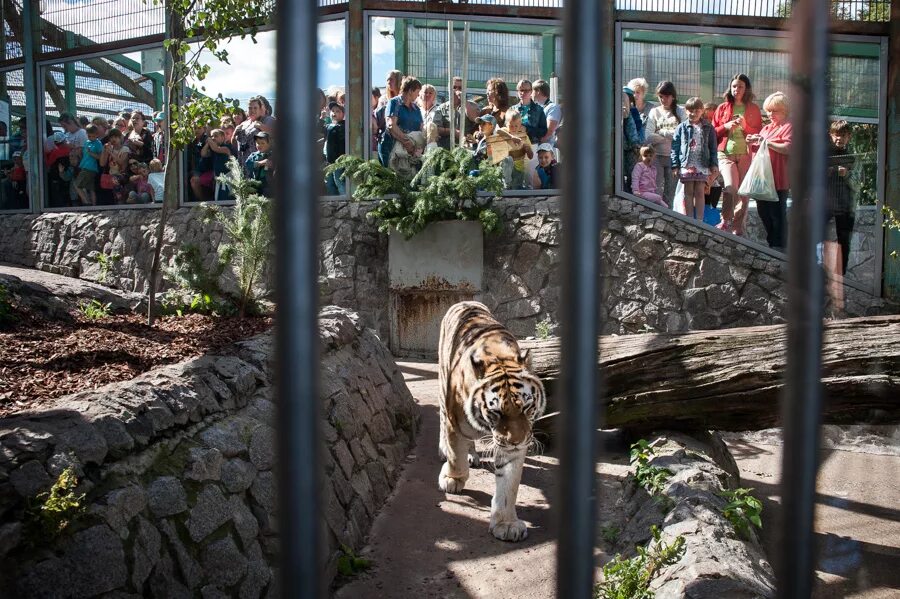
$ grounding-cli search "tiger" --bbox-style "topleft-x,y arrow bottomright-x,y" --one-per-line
437,301 -> 546,542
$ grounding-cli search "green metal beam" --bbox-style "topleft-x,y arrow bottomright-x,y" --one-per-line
622,29 -> 880,58
394,18 -> 407,79
541,33 -> 555,80
22,0 -> 41,212
409,20 -> 556,35
64,31 -> 76,114
699,44 -> 715,105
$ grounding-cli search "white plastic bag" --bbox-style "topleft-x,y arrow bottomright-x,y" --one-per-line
738,138 -> 778,202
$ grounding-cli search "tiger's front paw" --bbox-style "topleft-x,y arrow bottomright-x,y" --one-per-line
438,462 -> 467,494
489,519 -> 528,542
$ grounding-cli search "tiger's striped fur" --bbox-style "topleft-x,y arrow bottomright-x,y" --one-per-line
437,301 -> 546,542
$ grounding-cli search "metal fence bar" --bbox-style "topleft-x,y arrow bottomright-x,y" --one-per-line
778,0 -> 829,595
275,0 -> 323,597
557,0 -> 608,595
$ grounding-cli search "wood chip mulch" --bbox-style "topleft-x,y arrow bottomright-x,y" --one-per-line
0,311 -> 272,418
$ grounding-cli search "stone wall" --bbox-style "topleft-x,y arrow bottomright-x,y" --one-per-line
0,196 -> 891,344
0,307 -> 416,597
745,203 -> 878,288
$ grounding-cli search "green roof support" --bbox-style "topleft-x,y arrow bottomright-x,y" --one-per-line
699,44 -> 715,105
22,0 -> 42,212
542,32 -> 555,80
64,31 -> 77,114
395,18 -> 407,81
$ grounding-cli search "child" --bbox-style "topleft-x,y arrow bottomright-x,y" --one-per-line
703,103 -> 724,209
126,162 -> 154,203
323,101 -> 346,195
826,120 -> 856,275
534,143 -> 559,190
199,128 -> 234,201
74,124 -> 103,206
148,158 -> 165,203
424,121 -> 439,155
245,131 -> 273,197
671,97 -> 718,221
631,146 -> 667,207
502,110 -> 533,190
473,115 -> 498,162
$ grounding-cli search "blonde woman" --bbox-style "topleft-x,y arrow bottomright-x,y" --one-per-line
746,92 -> 792,252
626,77 -> 657,123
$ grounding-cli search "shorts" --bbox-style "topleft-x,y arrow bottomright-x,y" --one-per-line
74,169 -> 97,190
199,171 -> 216,188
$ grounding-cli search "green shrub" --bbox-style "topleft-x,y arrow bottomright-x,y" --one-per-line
630,439 -> 673,497
535,316 -> 557,339
594,525 -> 685,599
92,251 -> 121,283
78,299 -> 111,320
719,487 -> 763,539
336,543 -> 372,578
25,467 -> 85,544
201,157 -> 273,317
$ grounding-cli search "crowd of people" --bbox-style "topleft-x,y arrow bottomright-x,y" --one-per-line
0,68 -> 861,276
0,94 -> 277,210
319,70 -> 564,193
622,73 -> 859,272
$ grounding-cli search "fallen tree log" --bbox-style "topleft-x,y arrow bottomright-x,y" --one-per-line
520,315 -> 900,431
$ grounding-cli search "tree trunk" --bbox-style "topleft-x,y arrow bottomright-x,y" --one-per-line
521,316 -> 900,431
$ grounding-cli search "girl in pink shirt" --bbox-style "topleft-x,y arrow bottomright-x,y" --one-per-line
631,146 -> 667,207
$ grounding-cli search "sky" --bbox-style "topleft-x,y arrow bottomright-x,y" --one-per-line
187,19 -> 400,110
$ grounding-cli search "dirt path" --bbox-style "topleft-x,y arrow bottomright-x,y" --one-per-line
335,361 -> 900,598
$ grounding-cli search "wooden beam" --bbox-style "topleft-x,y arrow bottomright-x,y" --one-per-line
522,316 -> 900,431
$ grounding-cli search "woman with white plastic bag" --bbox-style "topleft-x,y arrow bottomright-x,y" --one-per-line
746,92 -> 793,252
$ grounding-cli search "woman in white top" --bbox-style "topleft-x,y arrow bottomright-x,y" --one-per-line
644,80 -> 686,207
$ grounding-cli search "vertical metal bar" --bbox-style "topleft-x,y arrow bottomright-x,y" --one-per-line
275,1 -> 322,598
347,1 -> 365,163
882,7 -> 900,299
21,0 -> 41,213
459,22 -> 469,149
447,20 -> 454,149
557,0 -> 608,595
778,0 -> 829,595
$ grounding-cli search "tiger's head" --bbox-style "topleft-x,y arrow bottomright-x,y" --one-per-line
464,348 -> 546,449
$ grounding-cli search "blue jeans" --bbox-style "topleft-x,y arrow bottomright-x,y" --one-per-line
324,168 -> 346,196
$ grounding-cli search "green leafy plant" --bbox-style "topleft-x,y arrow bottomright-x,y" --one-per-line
535,316 -> 557,340
630,439 -> 673,497
162,243 -> 228,316
0,283 -> 14,328
884,206 -> 900,259
202,157 -> 273,317
25,467 -> 86,544
719,487 -> 763,540
336,543 -> 373,578
600,524 -> 620,544
92,251 -> 121,283
327,147 -> 504,239
594,525 -> 686,599
78,299 -> 112,320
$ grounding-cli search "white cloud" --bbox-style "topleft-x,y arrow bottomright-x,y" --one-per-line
190,31 -> 276,101
318,21 -> 345,50
326,60 -> 343,71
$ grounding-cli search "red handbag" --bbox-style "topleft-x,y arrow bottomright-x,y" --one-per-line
100,174 -> 116,190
